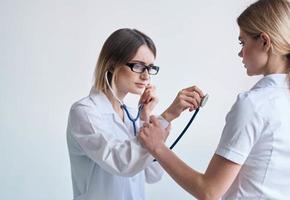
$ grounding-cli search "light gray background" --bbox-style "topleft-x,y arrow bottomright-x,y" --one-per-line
0,0 -> 260,199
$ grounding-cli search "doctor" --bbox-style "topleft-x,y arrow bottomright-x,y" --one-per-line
139,0 -> 290,199
66,28 -> 203,200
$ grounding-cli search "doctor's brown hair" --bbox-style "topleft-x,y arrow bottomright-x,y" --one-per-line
93,28 -> 156,93
237,0 -> 290,86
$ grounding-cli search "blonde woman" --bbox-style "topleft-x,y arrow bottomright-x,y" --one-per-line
66,28 -> 203,200
139,0 -> 290,199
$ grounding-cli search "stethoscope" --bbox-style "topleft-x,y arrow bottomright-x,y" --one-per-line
152,94 -> 208,161
168,93 -> 208,150
105,70 -> 209,149
105,71 -> 143,136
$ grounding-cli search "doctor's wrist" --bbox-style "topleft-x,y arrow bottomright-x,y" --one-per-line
140,113 -> 149,122
140,109 -> 151,121
161,109 -> 178,122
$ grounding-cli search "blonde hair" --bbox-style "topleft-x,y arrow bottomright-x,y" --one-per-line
237,0 -> 290,86
93,28 -> 156,93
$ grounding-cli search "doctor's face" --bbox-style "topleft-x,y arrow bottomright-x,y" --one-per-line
114,44 -> 155,96
238,29 -> 268,76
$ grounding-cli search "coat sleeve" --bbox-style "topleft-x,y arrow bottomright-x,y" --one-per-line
142,115 -> 169,183
68,104 -> 154,177
144,161 -> 164,184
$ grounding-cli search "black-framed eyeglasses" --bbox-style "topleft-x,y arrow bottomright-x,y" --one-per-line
126,63 -> 159,75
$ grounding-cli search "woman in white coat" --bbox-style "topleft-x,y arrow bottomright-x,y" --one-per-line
139,0 -> 290,199
66,28 -> 204,200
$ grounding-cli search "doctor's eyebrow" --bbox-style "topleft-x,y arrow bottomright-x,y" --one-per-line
130,60 -> 154,66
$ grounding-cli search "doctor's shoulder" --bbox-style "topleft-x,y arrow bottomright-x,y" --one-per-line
69,95 -> 102,119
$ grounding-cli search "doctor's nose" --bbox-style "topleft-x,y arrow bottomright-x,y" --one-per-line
140,70 -> 149,80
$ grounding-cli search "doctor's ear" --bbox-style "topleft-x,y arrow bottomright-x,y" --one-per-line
259,32 -> 271,51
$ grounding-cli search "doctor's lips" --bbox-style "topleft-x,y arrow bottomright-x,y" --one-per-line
135,83 -> 146,88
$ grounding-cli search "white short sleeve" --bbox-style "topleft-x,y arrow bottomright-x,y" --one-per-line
215,93 -> 264,165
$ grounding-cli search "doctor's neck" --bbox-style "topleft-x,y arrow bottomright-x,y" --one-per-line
104,89 -> 126,112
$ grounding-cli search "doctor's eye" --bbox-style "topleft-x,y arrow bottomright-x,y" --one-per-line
126,63 -> 159,75
133,63 -> 146,71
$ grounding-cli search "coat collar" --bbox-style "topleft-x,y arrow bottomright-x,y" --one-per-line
89,88 -> 116,114
88,87 -> 138,135
251,74 -> 289,90
89,87 -> 139,115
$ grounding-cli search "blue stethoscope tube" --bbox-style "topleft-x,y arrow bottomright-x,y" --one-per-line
105,70 -> 209,156
153,94 -> 209,162
121,104 -> 143,136
169,107 -> 200,150
152,108 -> 200,162
168,94 -> 209,150
105,71 -> 143,136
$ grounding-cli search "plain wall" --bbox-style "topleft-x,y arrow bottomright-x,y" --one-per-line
0,0 -> 259,199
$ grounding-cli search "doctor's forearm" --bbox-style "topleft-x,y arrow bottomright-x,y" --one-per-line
161,109 -> 178,122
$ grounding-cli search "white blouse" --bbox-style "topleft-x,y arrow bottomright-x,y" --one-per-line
216,74 -> 290,199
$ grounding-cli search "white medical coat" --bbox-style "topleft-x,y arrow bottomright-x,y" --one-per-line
216,74 -> 290,199
67,90 -> 167,200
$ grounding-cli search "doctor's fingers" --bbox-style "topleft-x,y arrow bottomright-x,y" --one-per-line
180,90 -> 202,105
141,88 -> 157,103
143,85 -> 156,95
143,91 -> 158,104
145,86 -> 157,96
182,85 -> 204,98
179,99 -> 199,111
177,93 -> 200,109
145,84 -> 155,90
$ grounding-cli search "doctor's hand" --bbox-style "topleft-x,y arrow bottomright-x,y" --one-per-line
138,116 -> 171,154
161,85 -> 204,122
139,84 -> 159,122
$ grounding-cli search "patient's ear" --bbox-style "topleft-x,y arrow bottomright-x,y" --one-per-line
260,32 -> 271,52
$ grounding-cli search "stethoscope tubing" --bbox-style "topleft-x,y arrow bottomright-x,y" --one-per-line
122,104 -> 143,136
169,108 -> 200,150
105,71 -> 143,136
153,107 -> 200,162
105,70 -> 208,160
